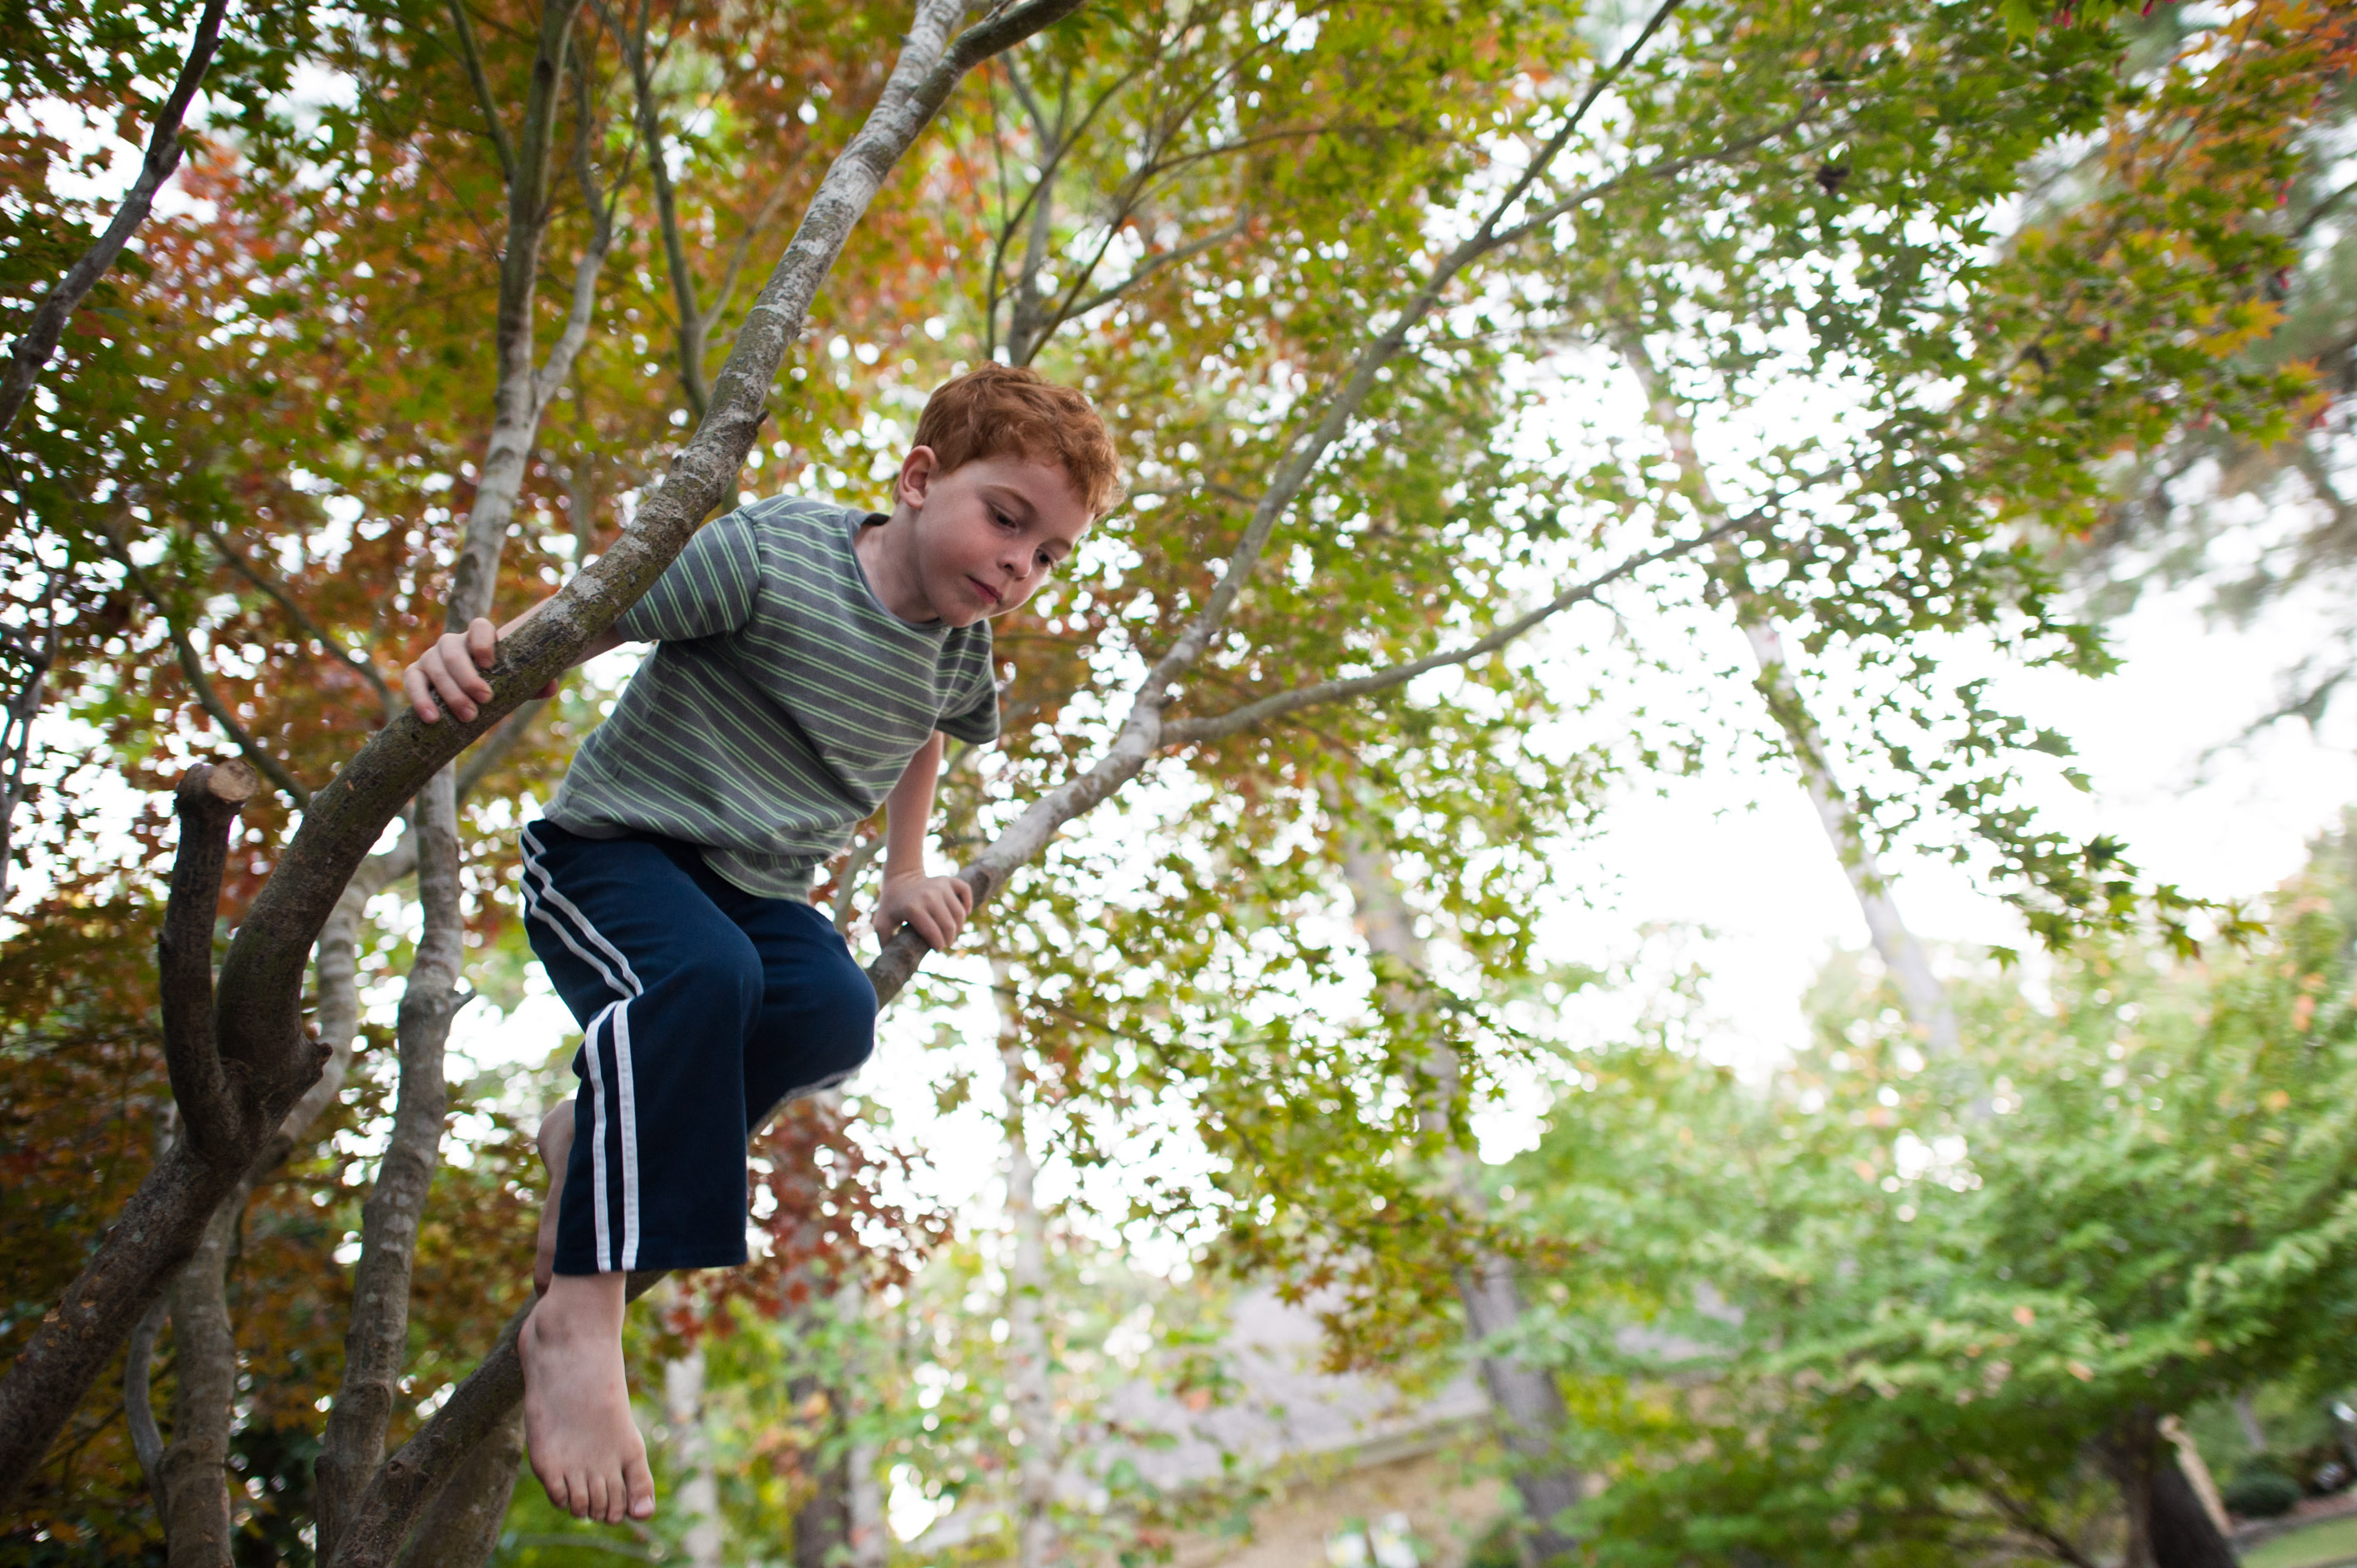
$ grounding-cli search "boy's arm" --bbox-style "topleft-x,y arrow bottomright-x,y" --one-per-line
874,731 -> 974,950
403,597 -> 627,724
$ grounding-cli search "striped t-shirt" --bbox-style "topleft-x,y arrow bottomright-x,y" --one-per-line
543,494 -> 1000,900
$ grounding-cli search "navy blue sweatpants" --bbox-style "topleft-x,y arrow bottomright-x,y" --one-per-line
519,820 -> 876,1275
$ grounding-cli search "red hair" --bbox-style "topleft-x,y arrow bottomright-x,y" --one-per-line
912,364 -> 1123,517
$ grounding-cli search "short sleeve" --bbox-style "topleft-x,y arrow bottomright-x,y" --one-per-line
938,641 -> 1000,747
613,509 -> 762,643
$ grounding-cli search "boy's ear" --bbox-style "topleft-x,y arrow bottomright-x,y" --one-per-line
897,445 -> 939,509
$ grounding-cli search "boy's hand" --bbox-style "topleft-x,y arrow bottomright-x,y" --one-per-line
403,615 -> 558,722
876,873 -> 974,950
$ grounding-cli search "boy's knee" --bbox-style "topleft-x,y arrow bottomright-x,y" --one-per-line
674,937 -> 765,1016
809,960 -> 879,1073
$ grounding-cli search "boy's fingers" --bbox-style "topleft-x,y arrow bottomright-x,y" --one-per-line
467,615 -> 499,668
950,879 -> 975,913
404,664 -> 442,723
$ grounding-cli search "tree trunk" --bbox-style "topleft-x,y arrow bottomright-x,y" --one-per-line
151,836 -> 414,1552
316,770 -> 465,1554
2100,1414 -> 2242,1568
793,1441 -> 854,1568
996,967 -> 1059,1568
2234,1392 -> 2269,1454
1613,329 -> 1961,1060
160,1197 -> 243,1566
389,1408 -> 524,1568
1332,825 -> 1585,1564
848,1436 -> 887,1568
664,1348 -> 726,1568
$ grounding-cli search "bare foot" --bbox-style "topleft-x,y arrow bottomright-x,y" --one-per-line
534,1099 -> 575,1298
520,1272 -> 656,1523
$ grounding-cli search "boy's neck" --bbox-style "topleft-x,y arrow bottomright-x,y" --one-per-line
853,506 -> 938,624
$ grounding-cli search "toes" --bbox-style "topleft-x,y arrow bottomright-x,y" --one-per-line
626,1451 -> 657,1520
587,1470 -> 611,1523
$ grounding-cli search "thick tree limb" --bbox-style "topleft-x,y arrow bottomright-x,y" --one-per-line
388,1409 -> 525,1568
159,762 -> 262,1159
161,1199 -> 242,1566
325,1271 -> 664,1568
0,0 -> 227,434
0,761 -> 297,1511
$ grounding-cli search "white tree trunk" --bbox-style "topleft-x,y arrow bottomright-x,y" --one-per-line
995,965 -> 1059,1568
1614,330 -> 1960,1060
664,1347 -> 726,1568
1332,826 -> 1585,1563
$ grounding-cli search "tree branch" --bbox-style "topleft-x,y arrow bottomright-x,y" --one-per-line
597,0 -> 710,414
134,3 -> 1094,1553
0,0 -> 227,434
0,568 -> 64,905
160,761 -> 261,1159
866,0 -> 1727,1005
316,767 -> 467,1556
110,533 -> 313,808
444,0 -> 519,186
204,526 -> 394,716
1159,510 -> 1770,746
124,1291 -> 170,1505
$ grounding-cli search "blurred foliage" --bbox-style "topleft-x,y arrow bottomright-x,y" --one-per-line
1496,811 -> 2357,1565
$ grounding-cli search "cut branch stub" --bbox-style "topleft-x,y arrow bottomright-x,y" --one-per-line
158,760 -> 261,1159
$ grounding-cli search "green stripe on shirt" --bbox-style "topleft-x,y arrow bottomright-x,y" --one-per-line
544,495 -> 999,900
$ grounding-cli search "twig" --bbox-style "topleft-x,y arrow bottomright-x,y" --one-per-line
0,0 -> 228,433
204,526 -> 394,715
1159,508 -> 1776,746
108,532 -> 311,808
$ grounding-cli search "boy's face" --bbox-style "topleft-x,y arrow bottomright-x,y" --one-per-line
896,447 -> 1092,626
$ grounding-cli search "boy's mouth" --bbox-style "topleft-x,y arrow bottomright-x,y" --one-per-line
966,575 -> 1003,607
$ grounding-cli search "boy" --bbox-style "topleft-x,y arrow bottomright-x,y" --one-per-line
403,365 -> 1119,1524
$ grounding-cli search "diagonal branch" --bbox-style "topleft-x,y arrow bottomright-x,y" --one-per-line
444,0 -> 520,185
108,532 -> 312,808
204,526 -> 395,716
598,0 -> 710,413
0,0 -> 227,434
1159,508 -> 1774,747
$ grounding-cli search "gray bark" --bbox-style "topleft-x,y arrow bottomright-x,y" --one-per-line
1333,827 -> 1585,1563
1614,330 -> 1961,1061
389,1408 -> 525,1568
664,1349 -> 726,1568
315,768 -> 465,1556
996,970 -> 1059,1568
160,1200 -> 241,1566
